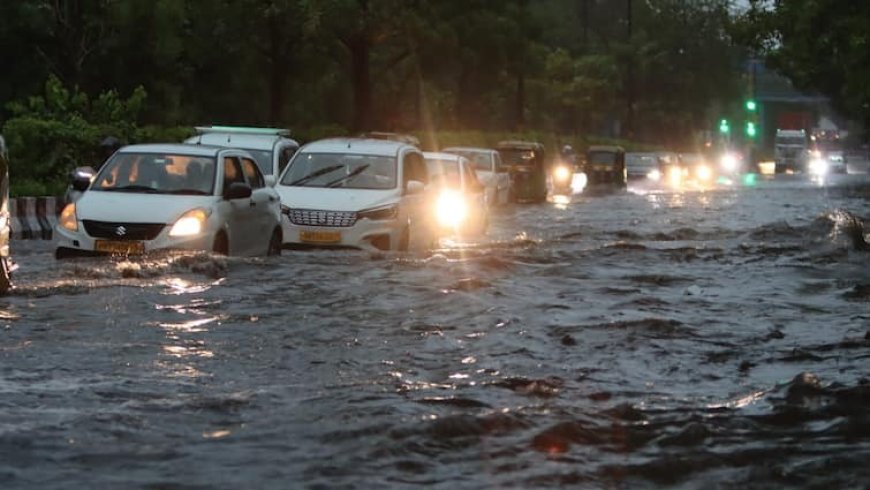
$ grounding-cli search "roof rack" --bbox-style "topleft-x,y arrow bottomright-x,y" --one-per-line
194,126 -> 291,137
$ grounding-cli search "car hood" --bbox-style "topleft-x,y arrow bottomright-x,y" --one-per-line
276,186 -> 400,211
76,191 -> 217,224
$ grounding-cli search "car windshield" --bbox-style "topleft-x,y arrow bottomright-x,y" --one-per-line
445,150 -> 492,172
281,153 -> 396,190
627,155 -> 657,170
776,136 -> 806,146
499,148 -> 540,167
588,151 -> 618,165
92,152 -> 216,195
425,158 -> 462,189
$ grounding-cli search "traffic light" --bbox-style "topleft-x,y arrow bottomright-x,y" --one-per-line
745,99 -> 757,112
719,119 -> 730,134
745,121 -> 757,138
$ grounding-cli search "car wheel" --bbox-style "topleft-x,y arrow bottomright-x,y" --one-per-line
267,228 -> 282,256
397,226 -> 410,252
0,258 -> 11,295
213,232 -> 229,256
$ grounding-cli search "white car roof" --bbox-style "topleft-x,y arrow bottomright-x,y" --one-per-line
423,151 -> 464,162
441,146 -> 495,154
186,132 -> 298,151
119,143 -> 228,157
299,138 -> 413,157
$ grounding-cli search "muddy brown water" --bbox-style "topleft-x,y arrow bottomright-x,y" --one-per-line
2,174 -> 869,489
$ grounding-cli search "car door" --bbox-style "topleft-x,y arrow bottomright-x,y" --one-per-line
221,153 -> 258,255
241,155 -> 279,253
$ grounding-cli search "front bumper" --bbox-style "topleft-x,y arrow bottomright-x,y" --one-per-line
54,223 -> 215,257
281,214 -> 404,252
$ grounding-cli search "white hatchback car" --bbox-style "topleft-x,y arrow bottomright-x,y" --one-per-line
423,152 -> 489,237
185,126 -> 299,180
275,138 -> 435,251
54,144 -> 283,258
441,147 -> 510,206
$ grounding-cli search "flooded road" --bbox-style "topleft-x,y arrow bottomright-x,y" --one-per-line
2,173 -> 869,489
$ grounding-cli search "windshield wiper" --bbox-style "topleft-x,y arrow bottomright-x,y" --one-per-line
102,185 -> 159,193
326,164 -> 370,188
287,164 -> 343,186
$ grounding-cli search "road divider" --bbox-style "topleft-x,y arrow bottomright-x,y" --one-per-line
10,197 -> 65,240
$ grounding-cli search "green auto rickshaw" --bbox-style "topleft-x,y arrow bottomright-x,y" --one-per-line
496,140 -> 548,203
0,135 -> 11,293
584,145 -> 627,190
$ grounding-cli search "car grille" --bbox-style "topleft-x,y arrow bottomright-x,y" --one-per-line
286,209 -> 357,227
83,220 -> 166,240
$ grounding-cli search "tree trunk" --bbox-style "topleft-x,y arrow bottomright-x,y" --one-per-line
349,36 -> 373,132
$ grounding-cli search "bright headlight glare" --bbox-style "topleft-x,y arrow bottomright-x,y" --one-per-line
808,158 -> 828,176
169,208 -> 209,237
720,154 -> 738,172
647,169 -> 662,181
697,165 -> 712,181
436,191 -> 467,227
59,203 -> 78,232
553,165 -> 571,182
668,167 -> 682,186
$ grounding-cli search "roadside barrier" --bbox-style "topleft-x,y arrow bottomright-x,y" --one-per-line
9,197 -> 65,240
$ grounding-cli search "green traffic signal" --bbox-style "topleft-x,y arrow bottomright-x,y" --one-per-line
745,121 -> 757,138
719,119 -> 730,134
745,100 -> 757,111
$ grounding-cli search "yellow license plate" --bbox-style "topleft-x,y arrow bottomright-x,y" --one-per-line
300,230 -> 341,244
95,240 -> 145,255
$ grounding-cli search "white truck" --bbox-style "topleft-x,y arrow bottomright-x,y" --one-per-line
774,129 -> 809,173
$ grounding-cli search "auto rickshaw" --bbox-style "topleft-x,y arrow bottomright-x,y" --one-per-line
584,145 -> 627,190
496,140 -> 547,203
0,135 -> 12,293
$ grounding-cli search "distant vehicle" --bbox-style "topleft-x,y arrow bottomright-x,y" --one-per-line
496,140 -> 548,203
55,144 -> 283,258
441,146 -> 510,206
358,132 -> 421,147
275,138 -> 435,251
584,145 -> 627,190
0,135 -> 12,293
185,126 -> 299,179
655,151 -> 684,187
774,129 -> 809,173
625,152 -> 661,180
423,152 -> 488,237
810,131 -> 847,175
679,153 -> 715,184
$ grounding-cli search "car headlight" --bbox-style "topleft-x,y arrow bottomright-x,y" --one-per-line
808,158 -> 828,176
553,165 -> 571,182
169,208 -> 210,237
647,169 -> 662,181
59,203 -> 78,232
280,204 -> 291,216
435,190 -> 467,227
696,164 -> 712,181
667,167 -> 682,186
358,203 -> 398,221
720,153 -> 738,172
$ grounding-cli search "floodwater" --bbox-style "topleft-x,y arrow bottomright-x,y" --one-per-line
2,173 -> 869,489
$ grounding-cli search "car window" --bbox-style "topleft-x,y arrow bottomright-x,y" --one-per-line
224,156 -> 246,190
241,157 -> 265,188
493,153 -> 506,172
93,152 -> 216,195
281,152 -> 397,190
425,158 -> 461,189
278,145 -> 297,175
403,152 -> 428,186
462,160 -> 482,190
588,152 -> 617,165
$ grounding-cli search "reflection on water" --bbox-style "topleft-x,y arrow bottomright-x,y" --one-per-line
2,175 -> 870,488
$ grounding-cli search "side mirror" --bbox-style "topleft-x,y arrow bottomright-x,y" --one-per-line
71,166 -> 96,192
264,175 -> 277,187
405,180 -> 425,195
224,182 -> 252,200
